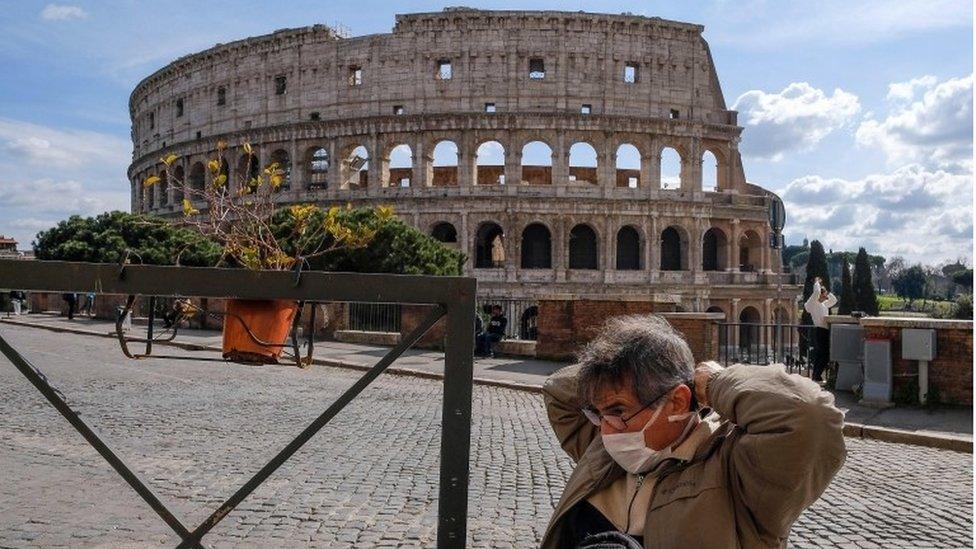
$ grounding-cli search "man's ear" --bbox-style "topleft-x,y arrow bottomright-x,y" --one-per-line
670,384 -> 692,415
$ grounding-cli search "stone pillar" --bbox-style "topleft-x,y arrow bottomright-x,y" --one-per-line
649,213 -> 660,278
761,229 -> 771,273
326,141 -> 340,191
681,138 -> 701,193
640,151 -> 654,194
457,135 -> 474,189
729,218 -> 740,273
731,297 -> 741,348
648,141 -> 662,191
289,139 -> 302,192
460,212 -> 470,275
599,141 -> 614,190
505,141 -> 521,186
553,146 -> 570,187
604,220 -> 614,282
366,134 -> 381,193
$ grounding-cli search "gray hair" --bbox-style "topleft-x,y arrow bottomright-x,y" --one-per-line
576,314 -> 695,407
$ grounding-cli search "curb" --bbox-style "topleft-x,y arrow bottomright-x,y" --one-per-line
2,317 -> 968,452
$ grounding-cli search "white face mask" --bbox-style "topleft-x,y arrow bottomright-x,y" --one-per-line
601,404 -> 699,474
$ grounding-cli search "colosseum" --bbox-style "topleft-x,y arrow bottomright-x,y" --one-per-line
128,8 -> 801,336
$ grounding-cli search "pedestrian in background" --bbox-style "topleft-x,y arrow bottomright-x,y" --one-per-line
804,277 -> 837,382
62,292 -> 77,320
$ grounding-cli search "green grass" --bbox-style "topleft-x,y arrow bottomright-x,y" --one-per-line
877,294 -> 954,317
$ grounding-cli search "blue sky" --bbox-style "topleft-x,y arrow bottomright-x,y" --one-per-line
0,1 -> 972,266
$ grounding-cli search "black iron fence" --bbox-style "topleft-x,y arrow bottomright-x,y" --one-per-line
347,302 -> 401,333
476,298 -> 538,340
717,322 -> 818,376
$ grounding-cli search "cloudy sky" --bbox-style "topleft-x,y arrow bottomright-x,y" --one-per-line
0,1 -> 972,266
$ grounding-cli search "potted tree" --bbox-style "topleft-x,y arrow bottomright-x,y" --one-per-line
142,140 -> 384,363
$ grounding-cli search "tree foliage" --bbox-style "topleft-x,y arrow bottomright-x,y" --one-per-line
32,211 -> 221,266
853,247 -> 879,315
892,264 -> 927,306
838,259 -> 855,314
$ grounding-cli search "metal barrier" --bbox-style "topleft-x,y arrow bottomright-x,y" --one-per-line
717,321 -> 818,376
0,259 -> 476,548
347,302 -> 402,333
476,298 -> 538,340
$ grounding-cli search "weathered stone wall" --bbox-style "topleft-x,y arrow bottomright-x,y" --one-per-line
128,9 -> 798,322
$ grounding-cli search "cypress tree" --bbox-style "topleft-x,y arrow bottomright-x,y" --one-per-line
838,260 -> 855,314
853,247 -> 880,315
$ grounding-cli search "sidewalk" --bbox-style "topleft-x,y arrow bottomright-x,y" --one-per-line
1,312 -> 971,452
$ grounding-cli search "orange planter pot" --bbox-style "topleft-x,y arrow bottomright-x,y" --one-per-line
222,299 -> 299,363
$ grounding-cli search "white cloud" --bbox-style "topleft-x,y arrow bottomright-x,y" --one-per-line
40,4 -> 87,21
781,164 -> 972,264
856,74 -> 973,171
733,82 -> 861,161
0,118 -> 131,250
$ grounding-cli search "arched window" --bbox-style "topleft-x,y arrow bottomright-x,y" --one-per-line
521,141 -> 552,185
476,141 -> 505,185
660,147 -> 682,190
739,306 -> 762,354
432,140 -> 459,186
344,145 -> 369,189
270,149 -> 290,192
308,147 -> 330,189
569,224 -> 598,269
739,230 -> 763,272
431,222 -> 458,243
189,162 -> 206,196
238,151 -> 259,192
388,144 -> 413,187
702,150 -> 719,192
568,142 -> 598,184
475,222 -> 504,268
172,165 -> 184,202
660,226 -> 685,271
702,228 -> 728,271
520,306 -> 539,340
616,143 -> 641,188
521,223 -> 552,269
616,226 -> 641,270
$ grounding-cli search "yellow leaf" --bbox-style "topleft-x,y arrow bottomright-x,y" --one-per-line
143,175 -> 160,187
182,199 -> 199,217
243,142 -> 253,155
270,174 -> 283,188
161,154 -> 179,167
217,140 -> 228,151
214,174 -> 227,187
208,159 -> 221,175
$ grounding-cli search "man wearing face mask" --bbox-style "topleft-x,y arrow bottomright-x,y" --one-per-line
540,314 -> 846,548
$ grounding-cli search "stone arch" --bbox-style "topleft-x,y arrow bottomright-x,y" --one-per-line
659,146 -> 682,190
474,222 -> 504,269
188,161 -> 206,196
521,222 -> 552,269
702,227 -> 729,271
237,150 -> 259,190
660,225 -> 689,271
706,305 -> 726,319
432,140 -> 459,186
387,143 -> 413,187
269,148 -> 290,191
521,141 -> 552,185
475,140 -> 505,185
739,229 -> 763,272
702,150 -> 719,192
615,143 -> 641,188
568,142 -> 598,185
568,223 -> 598,269
616,225 -> 642,270
307,146 -> 330,189
738,306 -> 762,351
158,170 -> 169,207
431,221 -> 458,244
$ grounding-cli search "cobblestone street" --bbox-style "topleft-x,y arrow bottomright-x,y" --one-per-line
0,324 -> 971,548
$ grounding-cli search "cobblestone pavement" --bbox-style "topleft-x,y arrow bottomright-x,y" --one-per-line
0,325 -> 971,548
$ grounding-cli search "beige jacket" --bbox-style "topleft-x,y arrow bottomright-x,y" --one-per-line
541,363 -> 846,548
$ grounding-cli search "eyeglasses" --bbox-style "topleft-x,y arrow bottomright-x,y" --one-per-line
581,384 -> 679,431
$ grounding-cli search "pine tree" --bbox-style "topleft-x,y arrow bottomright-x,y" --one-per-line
801,240 -> 831,326
853,247 -> 879,315
838,260 -> 855,314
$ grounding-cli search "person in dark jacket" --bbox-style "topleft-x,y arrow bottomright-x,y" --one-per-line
476,305 -> 507,358
62,293 -> 77,320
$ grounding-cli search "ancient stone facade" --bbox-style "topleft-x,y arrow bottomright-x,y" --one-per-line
128,9 -> 800,325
